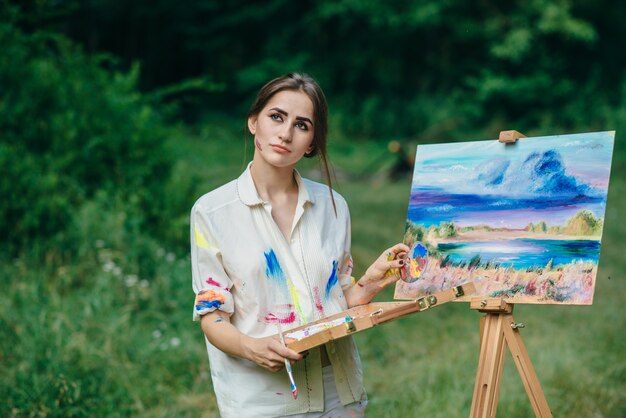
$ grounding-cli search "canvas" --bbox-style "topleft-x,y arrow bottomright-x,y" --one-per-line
395,131 -> 615,304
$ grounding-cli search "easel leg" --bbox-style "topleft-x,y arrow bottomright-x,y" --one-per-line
470,298 -> 553,417
470,313 -> 508,418
503,322 -> 553,417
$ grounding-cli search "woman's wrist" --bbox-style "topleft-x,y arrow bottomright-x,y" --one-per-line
239,334 -> 255,361
345,279 -> 373,307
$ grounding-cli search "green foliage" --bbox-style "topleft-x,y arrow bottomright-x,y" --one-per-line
404,220 -> 424,246
527,220 -> 548,233
0,237 -> 213,417
526,211 -> 603,236
564,209 -> 603,236
0,15 -> 171,256
468,254 -> 481,269
35,0 -> 626,143
438,221 -> 457,238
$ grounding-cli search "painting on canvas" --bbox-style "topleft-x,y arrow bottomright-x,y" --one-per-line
395,131 -> 615,304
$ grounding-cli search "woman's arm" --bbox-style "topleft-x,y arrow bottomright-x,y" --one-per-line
200,311 -> 302,372
344,243 -> 410,307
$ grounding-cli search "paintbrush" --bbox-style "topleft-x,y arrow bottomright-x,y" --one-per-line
277,324 -> 298,400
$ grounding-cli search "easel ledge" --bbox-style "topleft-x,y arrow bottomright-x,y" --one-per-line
469,130 -> 553,418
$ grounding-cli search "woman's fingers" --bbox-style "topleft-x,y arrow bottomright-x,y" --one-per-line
377,243 -> 411,283
360,242 -> 412,288
388,243 -> 410,257
271,336 -> 303,361
249,336 -> 305,372
389,258 -> 405,269
276,345 -> 303,362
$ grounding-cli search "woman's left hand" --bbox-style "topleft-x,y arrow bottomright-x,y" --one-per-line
362,242 -> 410,285
345,243 -> 410,307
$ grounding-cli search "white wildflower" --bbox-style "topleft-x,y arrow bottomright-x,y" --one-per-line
124,275 -> 138,287
102,261 -> 115,273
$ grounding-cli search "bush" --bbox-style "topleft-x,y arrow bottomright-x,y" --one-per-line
0,16 -> 171,257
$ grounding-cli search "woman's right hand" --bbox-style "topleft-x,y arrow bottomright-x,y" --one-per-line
242,335 -> 303,372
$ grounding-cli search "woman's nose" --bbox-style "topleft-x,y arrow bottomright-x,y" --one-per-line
278,125 -> 292,142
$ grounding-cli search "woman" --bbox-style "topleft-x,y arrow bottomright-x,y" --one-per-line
191,73 -> 409,418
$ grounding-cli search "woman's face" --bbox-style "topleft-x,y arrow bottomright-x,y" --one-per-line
248,89 -> 315,169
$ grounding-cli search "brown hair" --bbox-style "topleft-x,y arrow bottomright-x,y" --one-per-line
247,73 -> 337,215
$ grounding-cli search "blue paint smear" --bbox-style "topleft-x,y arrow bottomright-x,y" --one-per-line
264,249 -> 290,299
412,242 -> 428,258
264,249 -> 285,282
195,299 -> 223,311
325,260 -> 339,298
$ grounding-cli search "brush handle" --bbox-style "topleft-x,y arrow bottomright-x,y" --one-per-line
277,325 -> 298,399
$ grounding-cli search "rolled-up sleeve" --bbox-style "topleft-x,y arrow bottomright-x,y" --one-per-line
191,205 -> 234,321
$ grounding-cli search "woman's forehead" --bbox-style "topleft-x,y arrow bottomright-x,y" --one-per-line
264,90 -> 314,117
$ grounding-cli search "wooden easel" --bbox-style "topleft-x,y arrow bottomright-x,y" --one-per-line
469,298 -> 552,418
469,130 -> 553,418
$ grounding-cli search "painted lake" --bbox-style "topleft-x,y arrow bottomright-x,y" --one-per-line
437,238 -> 600,270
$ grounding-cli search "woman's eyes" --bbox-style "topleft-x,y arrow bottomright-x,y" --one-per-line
270,114 -> 309,131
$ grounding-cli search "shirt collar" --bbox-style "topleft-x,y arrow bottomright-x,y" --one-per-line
237,162 -> 315,207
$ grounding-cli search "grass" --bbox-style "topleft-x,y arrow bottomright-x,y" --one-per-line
1,127 -> 624,417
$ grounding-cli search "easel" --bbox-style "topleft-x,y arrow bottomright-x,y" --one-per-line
469,130 -> 553,418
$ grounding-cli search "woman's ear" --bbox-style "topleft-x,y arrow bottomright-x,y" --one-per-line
247,116 -> 257,135
305,141 -> 316,157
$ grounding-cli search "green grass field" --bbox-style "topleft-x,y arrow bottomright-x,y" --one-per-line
2,128 -> 624,417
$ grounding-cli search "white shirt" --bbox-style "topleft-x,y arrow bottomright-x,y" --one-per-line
191,163 -> 367,418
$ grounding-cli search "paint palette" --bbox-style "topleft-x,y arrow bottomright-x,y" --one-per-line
281,282 -> 475,353
403,242 -> 428,283
284,316 -> 352,341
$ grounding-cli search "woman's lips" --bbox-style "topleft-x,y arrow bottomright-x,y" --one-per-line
270,144 -> 290,153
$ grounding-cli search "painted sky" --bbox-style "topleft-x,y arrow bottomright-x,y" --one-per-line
408,131 -> 615,229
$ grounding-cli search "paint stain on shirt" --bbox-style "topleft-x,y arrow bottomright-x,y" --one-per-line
264,311 -> 297,324
259,304 -> 296,325
325,260 -> 339,298
206,276 -> 230,291
264,249 -> 286,285
341,256 -> 354,276
313,286 -> 325,316
195,289 -> 226,312
264,248 -> 305,323
194,226 -> 212,249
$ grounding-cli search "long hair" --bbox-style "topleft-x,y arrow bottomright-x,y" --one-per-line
247,73 -> 336,215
